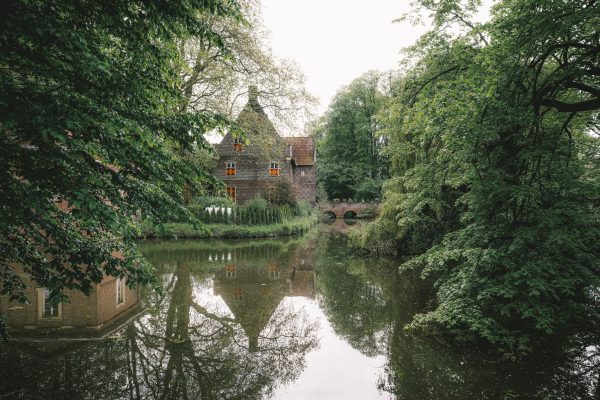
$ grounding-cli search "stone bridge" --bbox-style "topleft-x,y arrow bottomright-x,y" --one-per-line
319,201 -> 380,219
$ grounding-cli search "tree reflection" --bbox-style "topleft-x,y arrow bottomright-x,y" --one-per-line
0,238 -> 319,399
316,235 -> 600,399
122,237 -> 320,400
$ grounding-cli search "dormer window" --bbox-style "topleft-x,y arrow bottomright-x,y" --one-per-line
226,162 -> 236,176
269,162 -> 280,176
233,138 -> 243,151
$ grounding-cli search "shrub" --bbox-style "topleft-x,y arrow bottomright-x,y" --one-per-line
245,194 -> 268,211
293,201 -> 313,217
138,214 -> 318,239
192,196 -> 234,208
265,180 -> 296,207
357,203 -> 377,219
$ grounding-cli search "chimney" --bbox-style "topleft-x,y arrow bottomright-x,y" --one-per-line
248,85 -> 258,104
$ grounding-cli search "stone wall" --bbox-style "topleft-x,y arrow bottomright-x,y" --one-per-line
291,165 -> 316,203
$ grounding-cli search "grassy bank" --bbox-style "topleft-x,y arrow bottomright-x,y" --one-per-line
139,214 -> 318,240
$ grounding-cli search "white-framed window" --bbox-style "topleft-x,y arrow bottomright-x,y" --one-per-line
226,264 -> 237,278
234,287 -> 243,300
269,162 -> 280,176
300,170 -> 306,177
226,162 -> 236,176
268,263 -> 279,278
233,138 -> 244,151
39,288 -> 61,318
116,277 -> 125,306
226,186 -> 237,203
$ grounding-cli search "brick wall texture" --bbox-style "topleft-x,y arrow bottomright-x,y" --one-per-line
214,90 -> 316,204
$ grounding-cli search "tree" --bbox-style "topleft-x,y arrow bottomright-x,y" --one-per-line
0,1 -> 242,304
364,0 -> 600,354
317,71 -> 389,201
178,0 -> 317,136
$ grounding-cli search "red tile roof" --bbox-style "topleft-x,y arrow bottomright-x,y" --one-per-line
284,137 -> 315,166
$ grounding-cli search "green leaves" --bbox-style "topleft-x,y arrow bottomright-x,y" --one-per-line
317,71 -> 389,201
366,0 -> 600,354
0,1 -> 243,304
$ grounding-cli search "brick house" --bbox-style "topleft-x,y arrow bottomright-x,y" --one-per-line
212,239 -> 316,351
0,273 -> 140,338
214,87 -> 316,204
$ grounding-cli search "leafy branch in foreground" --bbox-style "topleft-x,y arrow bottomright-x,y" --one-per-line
0,0 -> 243,304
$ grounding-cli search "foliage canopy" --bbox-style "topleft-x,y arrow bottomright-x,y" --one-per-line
316,71 -> 389,201
0,0 -> 243,303
363,0 -> 600,353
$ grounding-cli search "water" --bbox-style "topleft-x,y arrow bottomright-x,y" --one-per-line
0,222 -> 598,399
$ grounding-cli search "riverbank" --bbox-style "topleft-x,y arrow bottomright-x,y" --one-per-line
139,214 -> 318,240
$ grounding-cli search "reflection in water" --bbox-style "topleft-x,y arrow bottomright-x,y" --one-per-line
0,236 -> 320,399
316,234 -> 600,399
0,227 -> 599,399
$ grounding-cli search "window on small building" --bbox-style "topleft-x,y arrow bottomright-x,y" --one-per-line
267,263 -> 279,278
226,162 -> 236,176
233,138 -> 244,151
234,287 -> 243,300
116,277 -> 125,306
269,162 -> 280,176
226,264 -> 237,278
40,288 -> 60,318
226,186 -> 237,203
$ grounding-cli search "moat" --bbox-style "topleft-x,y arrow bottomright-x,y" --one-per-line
0,222 -> 598,399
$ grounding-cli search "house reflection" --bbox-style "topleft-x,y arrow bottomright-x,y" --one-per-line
213,238 -> 317,351
0,275 -> 141,340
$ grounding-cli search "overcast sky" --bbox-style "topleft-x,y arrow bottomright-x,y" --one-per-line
261,0 -> 424,113
207,1 -> 492,142
261,0 -> 492,114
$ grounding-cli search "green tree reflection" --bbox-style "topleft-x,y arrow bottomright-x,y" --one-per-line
0,239 -> 319,399
315,235 -> 600,399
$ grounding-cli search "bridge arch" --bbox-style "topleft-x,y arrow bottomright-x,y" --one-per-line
322,210 -> 337,219
343,210 -> 357,219
319,201 -> 380,219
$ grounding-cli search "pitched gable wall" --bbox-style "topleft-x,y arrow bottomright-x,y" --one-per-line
214,88 -> 316,204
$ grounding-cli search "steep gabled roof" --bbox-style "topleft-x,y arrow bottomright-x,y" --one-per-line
236,86 -> 279,138
284,137 -> 315,166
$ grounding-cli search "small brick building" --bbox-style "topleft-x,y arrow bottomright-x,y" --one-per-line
214,87 -> 316,204
0,273 -> 140,338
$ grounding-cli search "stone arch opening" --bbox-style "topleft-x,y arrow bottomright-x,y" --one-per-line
323,211 -> 337,220
343,210 -> 357,219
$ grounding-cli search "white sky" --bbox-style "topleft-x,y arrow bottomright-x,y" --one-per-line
261,0 -> 424,113
207,0 -> 492,142
261,0 -> 493,114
